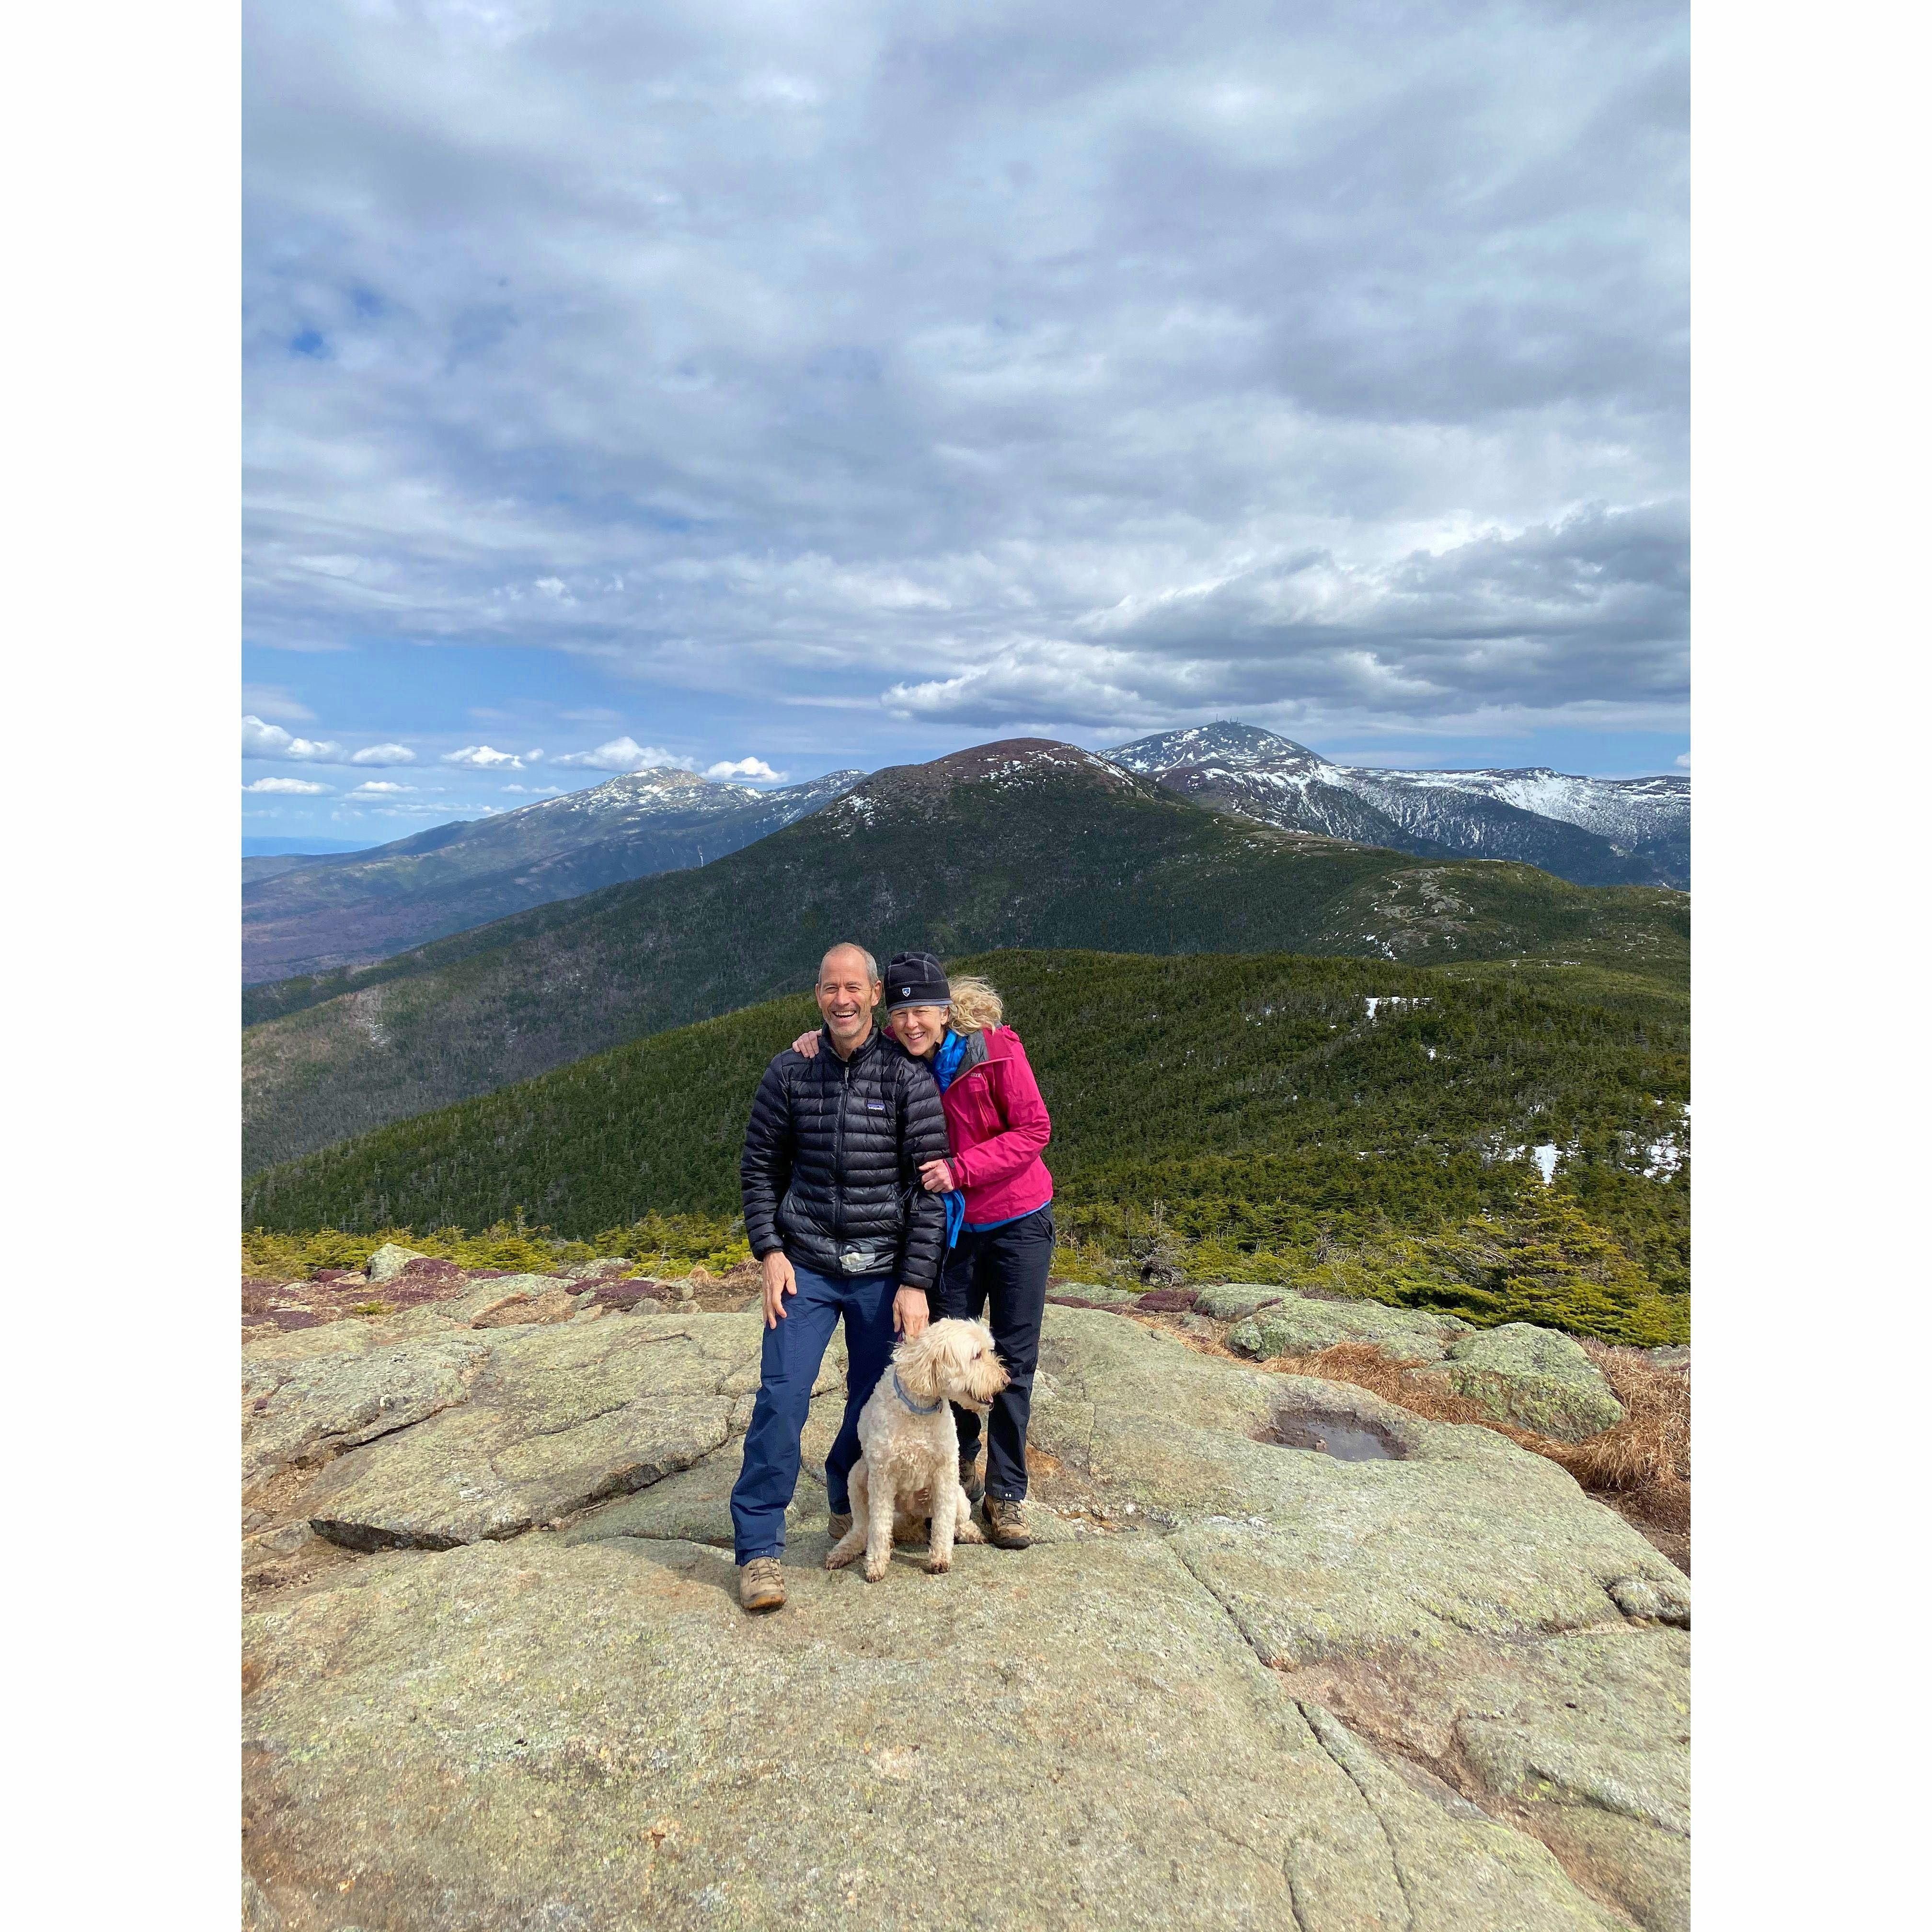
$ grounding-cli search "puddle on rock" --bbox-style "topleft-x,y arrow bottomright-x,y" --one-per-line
1263,1415 -> 1401,1461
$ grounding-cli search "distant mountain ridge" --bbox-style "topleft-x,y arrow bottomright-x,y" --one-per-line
242,736 -> 1688,1174
241,766 -> 864,983
1104,724 -> 1689,887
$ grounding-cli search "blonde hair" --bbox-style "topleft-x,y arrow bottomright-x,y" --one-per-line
946,973 -> 1004,1033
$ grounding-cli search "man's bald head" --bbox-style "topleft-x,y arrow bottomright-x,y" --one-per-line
818,943 -> 879,988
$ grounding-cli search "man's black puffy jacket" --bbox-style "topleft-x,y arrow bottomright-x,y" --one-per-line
741,1025 -> 951,1291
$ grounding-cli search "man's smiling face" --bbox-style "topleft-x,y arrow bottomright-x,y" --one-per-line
815,945 -> 879,1056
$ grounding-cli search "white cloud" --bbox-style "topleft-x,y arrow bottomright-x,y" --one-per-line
553,737 -> 695,773
706,757 -> 784,782
242,684 -> 316,723
442,744 -> 525,769
244,3 -> 1688,755
876,505 -> 1688,735
244,714 -> 419,766
336,801 -> 460,820
1675,750 -> 1690,769
347,780 -> 414,796
503,783 -> 565,794
243,715 -> 343,762
245,776 -> 332,794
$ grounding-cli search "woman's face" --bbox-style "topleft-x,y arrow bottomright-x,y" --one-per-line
891,1004 -> 949,1058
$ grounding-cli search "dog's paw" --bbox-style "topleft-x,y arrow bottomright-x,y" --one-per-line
955,1520 -> 985,1544
924,1555 -> 952,1574
863,1557 -> 889,1582
825,1547 -> 857,1571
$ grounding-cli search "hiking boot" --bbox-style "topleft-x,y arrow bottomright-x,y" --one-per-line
982,1496 -> 1031,1549
957,1453 -> 984,1505
738,1557 -> 786,1613
827,1510 -> 853,1541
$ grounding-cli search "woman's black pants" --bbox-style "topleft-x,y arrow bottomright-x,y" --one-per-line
933,1204 -> 1055,1501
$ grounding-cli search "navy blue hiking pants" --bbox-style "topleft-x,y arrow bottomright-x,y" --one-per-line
730,1262 -> 899,1564
933,1205 -> 1055,1501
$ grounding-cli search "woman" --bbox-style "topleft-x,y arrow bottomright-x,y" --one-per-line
791,950 -> 1054,1548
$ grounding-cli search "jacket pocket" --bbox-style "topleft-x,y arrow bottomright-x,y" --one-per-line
778,1186 -> 830,1241
950,1074 -> 1003,1146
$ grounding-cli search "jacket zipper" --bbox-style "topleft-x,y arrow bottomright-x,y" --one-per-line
831,1047 -> 851,1242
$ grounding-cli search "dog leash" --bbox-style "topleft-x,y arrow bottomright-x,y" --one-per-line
891,1368 -> 942,1414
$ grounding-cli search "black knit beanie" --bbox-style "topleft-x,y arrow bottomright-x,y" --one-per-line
883,951 -> 951,1011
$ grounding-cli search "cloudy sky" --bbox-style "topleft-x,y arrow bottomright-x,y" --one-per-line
244,0 -> 1687,843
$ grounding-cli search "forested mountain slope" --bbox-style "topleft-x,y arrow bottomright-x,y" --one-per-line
242,766 -> 863,983
243,739 -> 1687,1174
244,948 -> 1689,1343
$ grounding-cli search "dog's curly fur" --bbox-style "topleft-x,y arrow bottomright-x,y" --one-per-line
826,1318 -> 1009,1581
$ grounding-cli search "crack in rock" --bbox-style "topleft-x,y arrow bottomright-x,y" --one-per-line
1300,1702 -> 1419,1930
242,1335 -> 494,1496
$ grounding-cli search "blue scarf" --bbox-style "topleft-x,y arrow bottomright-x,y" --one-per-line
931,1028 -> 969,1248
931,1027 -> 968,1091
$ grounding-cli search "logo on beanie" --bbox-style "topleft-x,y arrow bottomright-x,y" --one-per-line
900,986 -> 910,997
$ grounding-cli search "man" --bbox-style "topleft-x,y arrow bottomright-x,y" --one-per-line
730,942 -> 951,1613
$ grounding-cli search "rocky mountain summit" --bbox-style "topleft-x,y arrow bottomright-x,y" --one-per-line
1106,724 -> 1689,888
825,737 -> 1152,822
243,1260 -> 1689,1931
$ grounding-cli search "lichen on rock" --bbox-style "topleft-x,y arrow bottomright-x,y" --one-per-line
1226,1289 -> 1474,1360
1193,1281 -> 1288,1320
242,1299 -> 1686,1931
362,1240 -> 429,1284
1413,1321 -> 1626,1443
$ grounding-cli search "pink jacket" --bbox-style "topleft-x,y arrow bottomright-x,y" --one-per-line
942,1025 -> 1054,1226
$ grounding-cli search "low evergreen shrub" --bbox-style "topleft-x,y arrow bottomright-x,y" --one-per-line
242,948 -> 1687,1344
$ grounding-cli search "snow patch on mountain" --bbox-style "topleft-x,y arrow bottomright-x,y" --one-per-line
826,791 -> 882,829
1333,765 -> 1690,846
1362,996 -> 1429,1021
1642,1138 -> 1686,1179
1105,722 -> 1322,774
508,765 -> 866,831
1103,723 -> 1689,887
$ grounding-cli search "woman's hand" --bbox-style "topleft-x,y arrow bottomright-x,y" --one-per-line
893,1287 -> 929,1337
792,1031 -> 819,1058
919,1158 -> 956,1194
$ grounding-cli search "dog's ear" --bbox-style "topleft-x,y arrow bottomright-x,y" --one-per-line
895,1324 -> 944,1404
966,1324 -> 1010,1403
940,1322 -> 978,1391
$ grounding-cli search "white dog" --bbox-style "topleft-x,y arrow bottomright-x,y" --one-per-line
826,1317 -> 1010,1581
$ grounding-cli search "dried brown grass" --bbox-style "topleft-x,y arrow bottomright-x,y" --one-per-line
1553,1342 -> 1690,1532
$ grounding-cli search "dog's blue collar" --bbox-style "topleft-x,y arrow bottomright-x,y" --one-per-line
892,1369 -> 942,1415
